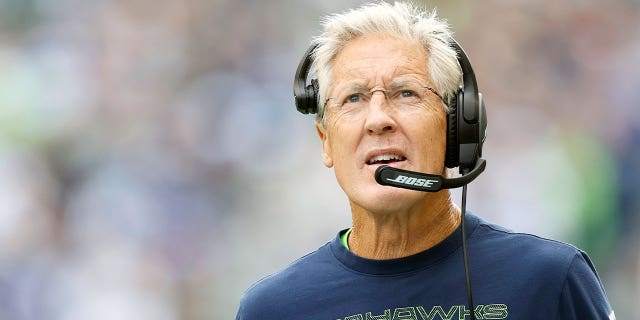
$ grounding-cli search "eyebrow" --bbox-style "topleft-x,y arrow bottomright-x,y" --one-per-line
386,79 -> 409,90
329,81 -> 367,98
325,82 -> 362,106
330,75 -> 432,96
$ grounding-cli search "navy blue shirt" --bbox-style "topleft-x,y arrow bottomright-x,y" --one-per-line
236,213 -> 614,319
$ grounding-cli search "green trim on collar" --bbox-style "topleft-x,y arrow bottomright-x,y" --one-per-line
340,228 -> 352,250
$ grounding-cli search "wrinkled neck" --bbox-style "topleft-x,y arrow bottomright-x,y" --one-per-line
348,191 -> 461,260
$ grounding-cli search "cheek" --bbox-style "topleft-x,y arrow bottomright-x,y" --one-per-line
407,110 -> 448,157
406,105 -> 447,134
326,114 -> 362,151
428,114 -> 448,145
326,107 -> 363,126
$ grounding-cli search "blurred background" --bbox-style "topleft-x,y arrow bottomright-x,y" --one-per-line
0,0 -> 638,318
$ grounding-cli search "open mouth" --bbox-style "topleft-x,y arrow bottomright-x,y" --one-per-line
366,153 -> 407,165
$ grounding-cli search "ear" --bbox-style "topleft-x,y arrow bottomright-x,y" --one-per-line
316,123 -> 334,168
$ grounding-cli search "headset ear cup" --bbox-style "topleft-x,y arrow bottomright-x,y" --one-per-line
475,93 -> 487,161
294,44 -> 320,115
309,79 -> 319,114
445,92 -> 460,168
295,81 -> 318,114
296,91 -> 310,114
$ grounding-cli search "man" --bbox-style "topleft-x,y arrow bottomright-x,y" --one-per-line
236,2 -> 614,319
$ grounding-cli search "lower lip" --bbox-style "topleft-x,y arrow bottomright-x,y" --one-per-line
366,160 -> 406,167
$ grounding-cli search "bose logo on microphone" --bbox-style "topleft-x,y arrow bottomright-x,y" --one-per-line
386,175 -> 439,187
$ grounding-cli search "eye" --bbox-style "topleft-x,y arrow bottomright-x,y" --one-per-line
400,90 -> 416,98
345,93 -> 361,104
390,87 -> 422,105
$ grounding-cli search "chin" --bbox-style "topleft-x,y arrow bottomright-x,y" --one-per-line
348,183 -> 426,214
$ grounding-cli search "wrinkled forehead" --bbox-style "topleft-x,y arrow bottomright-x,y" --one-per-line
329,34 -> 432,92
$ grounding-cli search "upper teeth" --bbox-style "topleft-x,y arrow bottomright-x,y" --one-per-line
368,154 -> 404,164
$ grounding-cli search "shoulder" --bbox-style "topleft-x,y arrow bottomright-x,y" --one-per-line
473,218 -> 582,267
470,217 -> 613,317
469,218 -> 584,289
236,242 -> 337,319
557,248 -> 614,318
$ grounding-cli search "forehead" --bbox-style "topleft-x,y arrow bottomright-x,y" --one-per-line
330,34 -> 431,87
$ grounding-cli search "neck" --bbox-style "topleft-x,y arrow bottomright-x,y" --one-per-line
348,191 -> 461,260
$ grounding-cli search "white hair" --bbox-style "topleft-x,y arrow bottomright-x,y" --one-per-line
311,1 -> 462,125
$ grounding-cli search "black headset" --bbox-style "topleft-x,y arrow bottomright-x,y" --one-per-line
293,39 -> 487,174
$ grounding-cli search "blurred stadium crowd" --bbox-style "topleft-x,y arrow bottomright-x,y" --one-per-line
0,0 -> 638,319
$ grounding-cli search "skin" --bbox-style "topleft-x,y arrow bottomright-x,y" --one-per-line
316,33 -> 461,260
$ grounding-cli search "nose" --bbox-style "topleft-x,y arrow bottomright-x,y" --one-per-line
364,91 -> 396,135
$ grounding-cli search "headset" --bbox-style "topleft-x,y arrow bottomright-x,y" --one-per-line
293,38 -> 487,320
293,39 -> 487,176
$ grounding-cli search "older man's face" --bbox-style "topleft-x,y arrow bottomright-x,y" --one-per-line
316,33 -> 449,213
